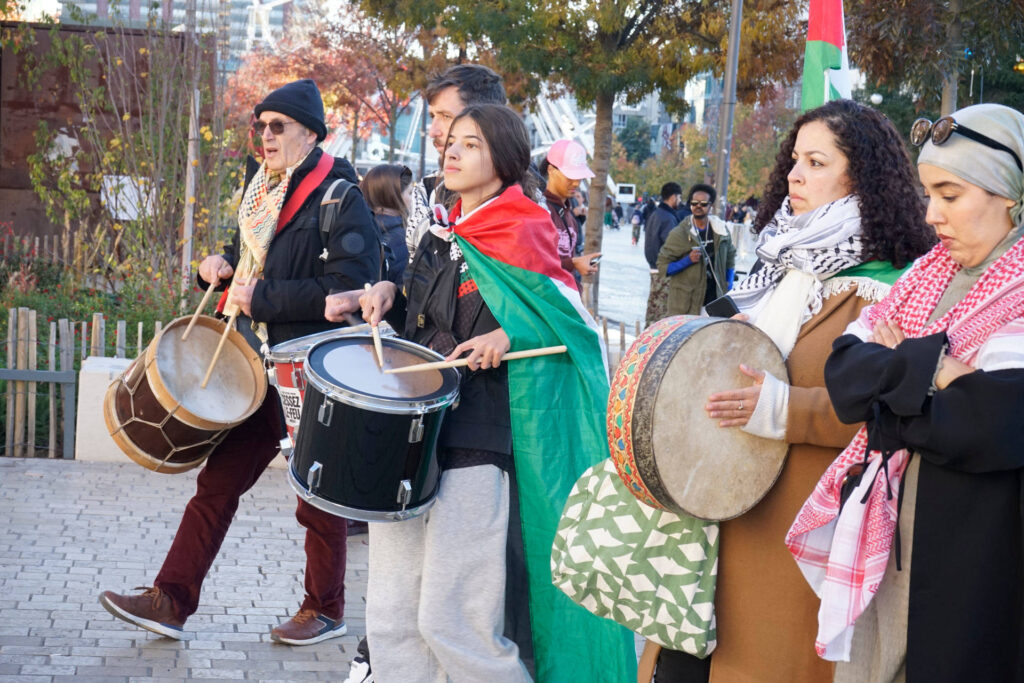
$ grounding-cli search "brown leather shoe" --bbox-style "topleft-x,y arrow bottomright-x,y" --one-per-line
99,586 -> 186,639
270,608 -> 347,645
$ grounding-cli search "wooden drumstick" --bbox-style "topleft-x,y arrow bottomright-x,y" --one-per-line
365,283 -> 385,368
181,284 -> 217,342
382,345 -> 568,374
200,275 -> 249,389
200,309 -> 238,389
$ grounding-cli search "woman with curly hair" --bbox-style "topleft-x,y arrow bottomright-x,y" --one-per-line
652,100 -> 934,682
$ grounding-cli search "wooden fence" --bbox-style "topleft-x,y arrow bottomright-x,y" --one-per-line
1,233 -> 78,265
1,307 -> 168,459
2,301 -> 641,459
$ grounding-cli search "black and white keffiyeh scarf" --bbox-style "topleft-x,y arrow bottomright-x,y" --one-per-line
731,195 -> 864,355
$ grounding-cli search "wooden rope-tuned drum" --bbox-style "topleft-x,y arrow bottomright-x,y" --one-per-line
608,316 -> 789,521
104,315 -> 267,473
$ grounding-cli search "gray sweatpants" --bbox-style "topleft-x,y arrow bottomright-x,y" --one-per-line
366,465 -> 532,683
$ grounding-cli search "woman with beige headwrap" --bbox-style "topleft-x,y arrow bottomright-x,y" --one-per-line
787,103 -> 1024,682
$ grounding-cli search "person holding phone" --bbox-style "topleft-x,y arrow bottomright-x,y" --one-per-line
656,183 -> 737,316
540,138 -> 601,289
651,100 -> 935,682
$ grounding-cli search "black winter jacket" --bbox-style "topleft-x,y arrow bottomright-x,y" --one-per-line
385,231 -> 512,456
200,149 -> 381,347
644,202 -> 681,268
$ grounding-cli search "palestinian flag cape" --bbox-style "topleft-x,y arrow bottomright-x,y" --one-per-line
450,185 -> 637,682
801,0 -> 852,111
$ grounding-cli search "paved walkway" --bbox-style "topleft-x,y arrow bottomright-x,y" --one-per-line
0,457 -> 366,682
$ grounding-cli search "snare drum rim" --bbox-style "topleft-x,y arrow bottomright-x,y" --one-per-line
286,462 -> 437,522
265,323 -> 391,363
302,336 -> 460,414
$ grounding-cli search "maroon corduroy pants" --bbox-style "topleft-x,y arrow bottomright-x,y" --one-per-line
154,387 -> 347,622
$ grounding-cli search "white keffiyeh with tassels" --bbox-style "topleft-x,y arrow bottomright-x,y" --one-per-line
731,195 -> 864,357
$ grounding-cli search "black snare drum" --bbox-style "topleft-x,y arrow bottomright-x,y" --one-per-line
288,335 -> 460,522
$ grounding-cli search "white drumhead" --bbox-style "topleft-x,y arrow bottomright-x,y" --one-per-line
156,321 -> 259,423
650,320 -> 789,520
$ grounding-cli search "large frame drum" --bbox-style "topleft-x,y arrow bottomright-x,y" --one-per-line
265,323 -> 394,446
288,336 -> 460,522
104,315 -> 267,473
609,316 -> 789,521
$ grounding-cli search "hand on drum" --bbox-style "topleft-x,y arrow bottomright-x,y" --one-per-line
324,290 -> 362,323
867,319 -> 906,349
447,328 -> 510,371
705,364 -> 765,428
198,254 -> 234,288
227,276 -> 257,317
358,281 -> 397,326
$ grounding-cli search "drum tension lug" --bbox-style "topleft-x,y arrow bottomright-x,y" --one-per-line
397,479 -> 412,509
279,436 -> 293,459
408,415 -> 425,443
318,398 -> 334,427
308,462 -> 322,495
292,367 -> 305,392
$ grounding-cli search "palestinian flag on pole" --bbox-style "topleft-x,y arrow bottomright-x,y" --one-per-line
450,185 -> 637,682
801,0 -> 853,111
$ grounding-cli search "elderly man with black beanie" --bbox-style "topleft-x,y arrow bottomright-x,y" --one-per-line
99,79 -> 381,645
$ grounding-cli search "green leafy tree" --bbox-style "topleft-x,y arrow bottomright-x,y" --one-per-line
617,116 -> 652,164
359,0 -> 804,308
845,0 -> 1024,113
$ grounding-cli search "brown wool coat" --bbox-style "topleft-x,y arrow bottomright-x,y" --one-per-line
708,287 -> 871,683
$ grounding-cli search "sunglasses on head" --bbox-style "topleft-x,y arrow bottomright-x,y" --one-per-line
252,119 -> 302,136
690,201 -> 711,208
910,116 -> 1022,172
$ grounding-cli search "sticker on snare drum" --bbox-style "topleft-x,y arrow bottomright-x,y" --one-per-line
278,386 -> 303,428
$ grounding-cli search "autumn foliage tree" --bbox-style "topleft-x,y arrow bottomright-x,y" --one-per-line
361,0 -> 804,308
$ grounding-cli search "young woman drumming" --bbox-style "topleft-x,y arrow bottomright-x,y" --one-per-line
345,104 -> 636,682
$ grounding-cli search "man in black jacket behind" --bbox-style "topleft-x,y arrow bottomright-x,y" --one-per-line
99,80 -> 381,646
644,181 -> 683,326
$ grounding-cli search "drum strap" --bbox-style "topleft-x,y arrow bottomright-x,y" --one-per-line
217,153 -> 335,313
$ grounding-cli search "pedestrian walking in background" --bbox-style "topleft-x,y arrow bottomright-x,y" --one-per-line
643,181 -> 683,326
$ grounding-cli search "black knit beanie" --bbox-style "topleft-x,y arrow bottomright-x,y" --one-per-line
254,79 -> 327,142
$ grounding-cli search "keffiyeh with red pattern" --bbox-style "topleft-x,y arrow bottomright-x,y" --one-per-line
785,236 -> 1024,660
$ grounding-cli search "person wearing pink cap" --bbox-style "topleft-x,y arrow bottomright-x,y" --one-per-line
540,139 -> 601,289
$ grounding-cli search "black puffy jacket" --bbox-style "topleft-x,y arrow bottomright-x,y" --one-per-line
200,149 -> 381,347
385,231 -> 512,456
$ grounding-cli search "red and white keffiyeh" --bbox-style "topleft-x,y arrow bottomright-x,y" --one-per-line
785,236 -> 1024,660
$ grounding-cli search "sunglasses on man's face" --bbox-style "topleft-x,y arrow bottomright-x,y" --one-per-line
910,116 -> 1022,171
690,201 -> 711,208
252,120 -> 302,136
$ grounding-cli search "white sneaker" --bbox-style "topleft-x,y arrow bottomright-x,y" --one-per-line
342,656 -> 372,683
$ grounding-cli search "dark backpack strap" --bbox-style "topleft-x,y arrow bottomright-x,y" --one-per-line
318,178 -> 390,283
318,178 -> 356,259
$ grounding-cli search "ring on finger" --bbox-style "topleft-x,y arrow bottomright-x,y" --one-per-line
738,401 -> 744,411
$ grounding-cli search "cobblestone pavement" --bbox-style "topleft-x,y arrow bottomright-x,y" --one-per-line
0,457 -> 367,682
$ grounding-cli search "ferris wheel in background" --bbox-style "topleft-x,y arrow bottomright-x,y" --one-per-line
244,0 -> 291,51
